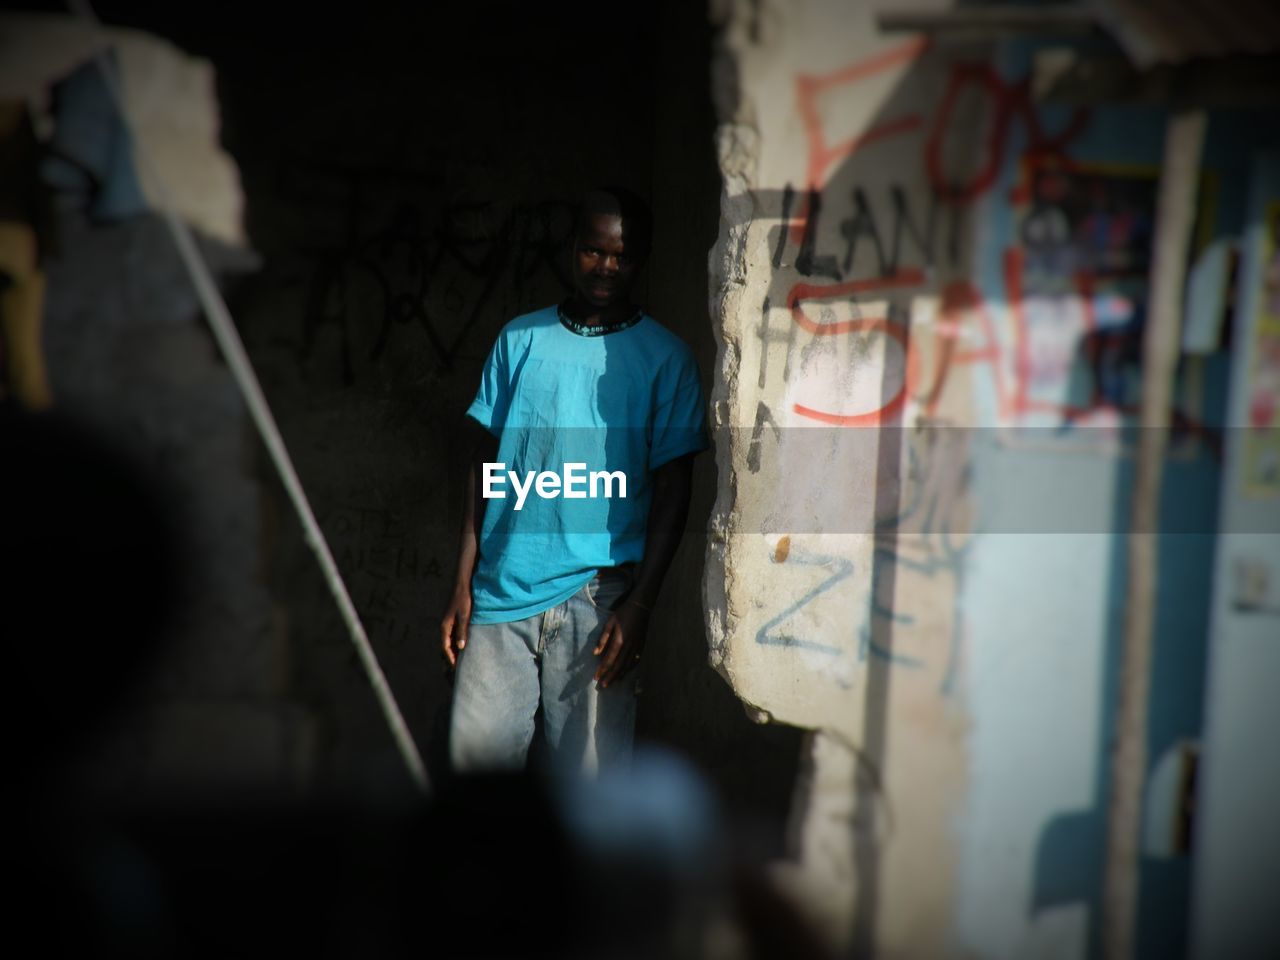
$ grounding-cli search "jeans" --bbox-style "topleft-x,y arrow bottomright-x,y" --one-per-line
450,565 -> 639,777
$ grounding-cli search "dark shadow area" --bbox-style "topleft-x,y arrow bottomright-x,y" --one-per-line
1,408 -> 183,778
0,415 -> 813,953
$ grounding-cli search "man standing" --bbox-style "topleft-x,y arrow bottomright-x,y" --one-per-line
440,186 -> 706,775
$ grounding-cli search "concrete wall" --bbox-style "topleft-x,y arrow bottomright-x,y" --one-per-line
708,1 -> 1276,955
707,2 -> 977,949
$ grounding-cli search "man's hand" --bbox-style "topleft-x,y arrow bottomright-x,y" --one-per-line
441,583 -> 473,668
593,600 -> 651,688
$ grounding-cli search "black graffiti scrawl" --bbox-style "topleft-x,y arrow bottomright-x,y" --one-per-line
284,160 -> 576,386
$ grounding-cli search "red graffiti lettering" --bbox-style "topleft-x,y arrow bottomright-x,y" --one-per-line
926,64 -> 1089,204
791,37 -> 930,244
788,272 -> 925,426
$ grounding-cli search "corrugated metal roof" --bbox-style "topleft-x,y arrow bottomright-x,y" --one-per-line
1088,0 -> 1280,67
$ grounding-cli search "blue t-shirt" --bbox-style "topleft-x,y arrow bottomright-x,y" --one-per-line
466,305 -> 707,624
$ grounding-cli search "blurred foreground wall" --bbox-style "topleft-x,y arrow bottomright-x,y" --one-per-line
0,12 -> 313,794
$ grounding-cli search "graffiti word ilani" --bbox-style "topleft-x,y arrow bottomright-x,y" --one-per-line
482,462 -> 627,510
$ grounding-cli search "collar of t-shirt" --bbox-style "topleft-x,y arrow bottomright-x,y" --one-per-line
556,302 -> 643,337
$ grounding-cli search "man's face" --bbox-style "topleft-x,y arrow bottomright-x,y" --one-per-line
572,213 -> 642,308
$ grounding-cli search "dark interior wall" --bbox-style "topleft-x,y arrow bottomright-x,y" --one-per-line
64,2 -> 801,828
212,3 -> 661,793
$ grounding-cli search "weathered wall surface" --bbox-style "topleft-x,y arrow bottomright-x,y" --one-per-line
708,1 -> 1273,956
708,1 -> 980,951
708,0 -> 979,721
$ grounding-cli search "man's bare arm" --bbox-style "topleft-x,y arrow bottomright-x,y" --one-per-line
441,422 -> 497,667
593,452 -> 696,687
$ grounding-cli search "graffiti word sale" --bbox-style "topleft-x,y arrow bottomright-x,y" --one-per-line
482,463 -> 627,510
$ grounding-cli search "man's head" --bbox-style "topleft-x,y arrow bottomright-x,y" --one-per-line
571,186 -> 652,310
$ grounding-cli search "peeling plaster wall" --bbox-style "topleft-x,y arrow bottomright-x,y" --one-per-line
708,0 -> 975,734
707,2 -> 976,953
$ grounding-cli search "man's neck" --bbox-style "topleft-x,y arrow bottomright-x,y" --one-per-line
563,297 -> 636,327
